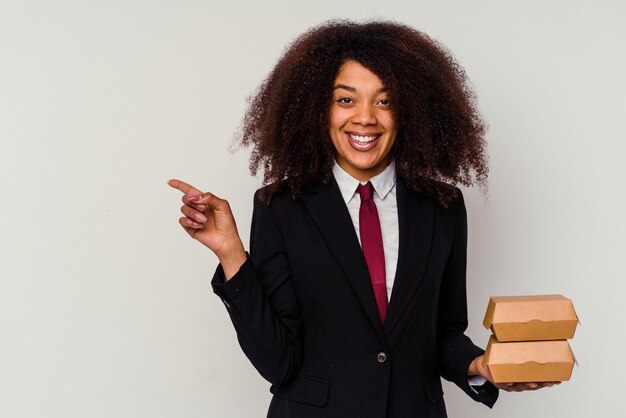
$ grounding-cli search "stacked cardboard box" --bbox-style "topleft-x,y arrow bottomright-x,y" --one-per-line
482,295 -> 578,383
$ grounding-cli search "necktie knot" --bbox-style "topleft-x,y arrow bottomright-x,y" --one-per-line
357,181 -> 374,202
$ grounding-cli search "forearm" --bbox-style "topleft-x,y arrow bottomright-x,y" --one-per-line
212,258 -> 303,384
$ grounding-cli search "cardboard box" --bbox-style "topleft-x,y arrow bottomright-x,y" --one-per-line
483,336 -> 575,383
483,295 -> 578,342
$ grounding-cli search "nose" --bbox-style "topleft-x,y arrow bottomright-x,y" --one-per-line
352,104 -> 377,126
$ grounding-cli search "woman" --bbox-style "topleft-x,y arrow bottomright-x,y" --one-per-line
169,20 -> 554,417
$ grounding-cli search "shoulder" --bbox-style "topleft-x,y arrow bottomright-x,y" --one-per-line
398,175 -> 464,211
253,178 -> 337,209
252,183 -> 307,220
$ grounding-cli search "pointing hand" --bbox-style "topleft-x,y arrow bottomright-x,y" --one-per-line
168,179 -> 247,279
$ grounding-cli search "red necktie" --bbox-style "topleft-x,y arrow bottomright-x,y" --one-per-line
357,182 -> 388,324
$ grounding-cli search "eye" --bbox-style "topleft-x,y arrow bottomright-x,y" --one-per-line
336,97 -> 354,105
377,98 -> 390,106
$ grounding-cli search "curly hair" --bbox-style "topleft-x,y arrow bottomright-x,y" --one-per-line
238,19 -> 488,207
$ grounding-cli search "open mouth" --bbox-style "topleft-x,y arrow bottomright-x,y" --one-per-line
349,133 -> 378,144
347,133 -> 380,150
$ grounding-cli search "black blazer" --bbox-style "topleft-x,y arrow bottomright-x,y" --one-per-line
212,177 -> 498,418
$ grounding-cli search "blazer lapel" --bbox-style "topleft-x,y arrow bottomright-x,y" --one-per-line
383,178 -> 435,337
302,179 -> 385,340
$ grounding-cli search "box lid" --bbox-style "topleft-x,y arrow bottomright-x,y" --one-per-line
483,294 -> 578,341
484,336 -> 574,364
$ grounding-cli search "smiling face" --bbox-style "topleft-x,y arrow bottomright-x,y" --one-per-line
328,60 -> 397,181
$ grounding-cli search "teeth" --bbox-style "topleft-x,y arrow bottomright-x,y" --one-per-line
349,134 -> 378,144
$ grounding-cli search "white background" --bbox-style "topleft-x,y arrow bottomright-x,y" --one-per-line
1,1 -> 625,417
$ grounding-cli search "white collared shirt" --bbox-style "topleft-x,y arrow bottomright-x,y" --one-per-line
332,161 -> 399,301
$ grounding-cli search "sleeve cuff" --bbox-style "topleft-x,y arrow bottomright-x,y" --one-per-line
467,376 -> 488,394
211,253 -> 253,309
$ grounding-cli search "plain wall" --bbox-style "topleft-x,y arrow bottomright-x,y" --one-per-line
1,1 -> 625,416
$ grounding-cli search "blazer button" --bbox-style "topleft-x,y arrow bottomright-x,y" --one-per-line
377,352 -> 387,363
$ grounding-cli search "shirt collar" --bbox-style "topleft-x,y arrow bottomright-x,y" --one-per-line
332,160 -> 397,205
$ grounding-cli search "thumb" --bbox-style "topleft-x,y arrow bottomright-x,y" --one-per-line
188,192 -> 227,210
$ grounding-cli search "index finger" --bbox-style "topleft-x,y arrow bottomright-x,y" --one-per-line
168,178 -> 203,196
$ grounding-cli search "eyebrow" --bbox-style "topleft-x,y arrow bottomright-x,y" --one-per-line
333,84 -> 388,93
